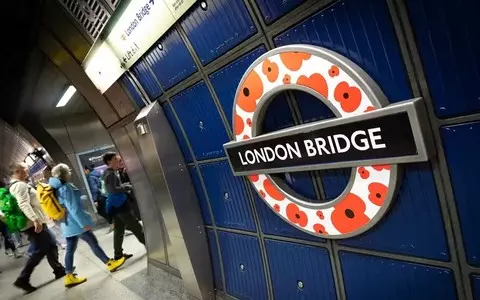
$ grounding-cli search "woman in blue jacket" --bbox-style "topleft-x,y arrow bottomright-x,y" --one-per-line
49,163 -> 127,288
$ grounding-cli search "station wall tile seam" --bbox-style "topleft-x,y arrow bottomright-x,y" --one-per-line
207,229 -> 224,291
130,60 -> 163,100
120,74 -> 146,109
254,0 -> 308,25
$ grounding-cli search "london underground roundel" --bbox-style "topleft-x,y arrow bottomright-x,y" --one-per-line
223,45 -> 432,239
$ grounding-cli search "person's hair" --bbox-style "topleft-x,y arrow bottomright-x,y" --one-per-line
51,163 -> 72,181
8,162 -> 28,176
102,152 -> 117,165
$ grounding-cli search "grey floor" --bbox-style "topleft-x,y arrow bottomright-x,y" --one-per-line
0,227 -> 192,300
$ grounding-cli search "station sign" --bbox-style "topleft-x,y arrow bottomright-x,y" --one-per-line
224,45 -> 432,239
84,0 -> 197,93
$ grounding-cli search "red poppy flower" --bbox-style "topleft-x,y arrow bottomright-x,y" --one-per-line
331,193 -> 369,234
263,179 -> 285,201
249,174 -> 259,182
372,165 -> 391,171
329,65 -> 340,77
313,223 -> 328,234
259,190 -> 266,198
246,118 -> 252,127
234,114 -> 244,135
283,74 -> 291,84
286,203 -> 308,227
243,135 -> 250,140
368,182 -> 388,206
358,167 -> 370,179
316,211 -> 325,220
273,204 -> 280,212
237,70 -> 263,113
297,73 -> 328,98
334,81 -> 362,113
365,106 -> 375,112
262,59 -> 279,83
279,52 -> 312,71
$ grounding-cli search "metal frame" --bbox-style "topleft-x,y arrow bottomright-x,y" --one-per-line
121,0 -> 478,299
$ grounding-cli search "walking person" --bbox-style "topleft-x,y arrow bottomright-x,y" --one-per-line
49,163 -> 126,288
8,162 -> 65,294
0,219 -> 22,258
84,165 -> 113,234
102,152 -> 145,261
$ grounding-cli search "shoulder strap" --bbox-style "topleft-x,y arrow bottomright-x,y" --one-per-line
8,181 -> 19,192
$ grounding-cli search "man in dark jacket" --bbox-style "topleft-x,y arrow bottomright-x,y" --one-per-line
102,152 -> 145,261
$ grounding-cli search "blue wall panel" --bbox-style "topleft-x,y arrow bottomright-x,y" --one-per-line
181,0 -> 257,65
293,91 -> 334,124
320,169 -> 351,200
199,161 -> 256,231
339,164 -> 449,261
207,230 -> 223,291
254,192 -> 324,242
274,0 -> 412,104
162,102 -> 193,163
210,46 -> 267,127
120,74 -> 145,109
189,166 -> 212,225
130,60 -> 163,100
266,240 -> 336,300
473,275 -> 480,300
255,0 -> 307,24
171,81 -> 229,161
406,0 -> 480,118
341,252 -> 456,300
143,29 -> 197,91
442,122 -> 480,266
218,231 -> 268,300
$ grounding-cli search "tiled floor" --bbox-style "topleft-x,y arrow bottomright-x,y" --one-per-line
0,227 -> 149,300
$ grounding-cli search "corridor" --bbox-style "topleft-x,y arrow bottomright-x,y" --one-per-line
0,228 -> 191,300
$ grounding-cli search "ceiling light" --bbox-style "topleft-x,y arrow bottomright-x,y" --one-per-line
56,85 -> 76,107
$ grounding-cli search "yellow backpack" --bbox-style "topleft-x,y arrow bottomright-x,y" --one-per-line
37,182 -> 65,221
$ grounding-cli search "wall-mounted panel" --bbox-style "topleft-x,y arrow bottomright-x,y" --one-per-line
254,193 -> 324,242
320,169 -> 351,200
218,231 -> 268,300
170,81 -> 229,161
189,166 -> 212,225
162,102 -> 193,163
180,0 -> 257,65
207,229 -> 223,291
473,275 -> 480,300
266,239 -> 336,300
255,0 -> 307,24
339,164 -> 449,261
209,46 -> 267,127
406,0 -> 480,118
144,29 -> 197,91
340,252 -> 457,300
130,60 -> 163,100
441,122 -> 480,266
274,0 -> 412,103
120,74 -> 146,109
104,82 -> 136,118
199,161 -> 256,231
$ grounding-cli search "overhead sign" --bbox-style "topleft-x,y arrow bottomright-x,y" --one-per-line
83,0 -> 197,94
224,45 -> 432,239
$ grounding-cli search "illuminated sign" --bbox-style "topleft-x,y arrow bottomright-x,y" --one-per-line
83,0 -> 197,93
224,45 -> 432,239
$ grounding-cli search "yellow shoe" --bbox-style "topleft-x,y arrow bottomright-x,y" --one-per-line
106,257 -> 126,272
64,273 -> 87,288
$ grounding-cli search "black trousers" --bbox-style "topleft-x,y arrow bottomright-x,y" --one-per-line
96,196 -> 112,224
113,210 -> 145,259
18,225 -> 64,281
0,221 -> 16,251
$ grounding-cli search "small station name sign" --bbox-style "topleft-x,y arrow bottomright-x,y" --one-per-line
224,98 -> 429,176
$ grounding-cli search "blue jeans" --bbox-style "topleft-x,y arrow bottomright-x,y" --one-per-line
65,231 -> 109,274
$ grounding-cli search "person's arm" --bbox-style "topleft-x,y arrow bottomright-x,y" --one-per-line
60,186 -> 90,229
104,171 -> 129,194
10,182 -> 38,222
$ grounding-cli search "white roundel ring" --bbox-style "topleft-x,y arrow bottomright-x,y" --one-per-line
232,45 -> 400,239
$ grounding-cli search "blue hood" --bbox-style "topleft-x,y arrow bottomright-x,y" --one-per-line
90,169 -> 102,178
48,177 -> 63,189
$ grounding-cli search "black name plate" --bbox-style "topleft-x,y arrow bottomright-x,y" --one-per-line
224,100 -> 429,176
